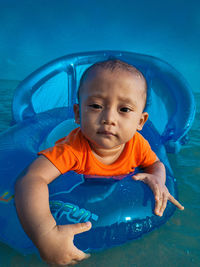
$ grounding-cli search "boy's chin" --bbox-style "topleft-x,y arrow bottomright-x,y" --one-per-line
93,142 -> 124,151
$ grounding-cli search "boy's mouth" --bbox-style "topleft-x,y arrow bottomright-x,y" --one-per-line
97,130 -> 116,136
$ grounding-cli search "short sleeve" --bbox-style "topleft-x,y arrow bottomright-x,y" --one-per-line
38,141 -> 80,174
135,133 -> 157,168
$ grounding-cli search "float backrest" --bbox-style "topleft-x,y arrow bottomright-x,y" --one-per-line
12,51 -> 195,152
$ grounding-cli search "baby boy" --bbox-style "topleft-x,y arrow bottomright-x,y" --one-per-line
15,59 -> 184,266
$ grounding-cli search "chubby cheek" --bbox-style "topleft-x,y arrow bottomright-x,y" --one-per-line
82,108 -> 100,125
80,112 -> 97,136
118,120 -> 138,140
120,131 -> 134,143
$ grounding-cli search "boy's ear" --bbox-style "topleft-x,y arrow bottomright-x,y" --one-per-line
73,104 -> 80,124
137,112 -> 149,131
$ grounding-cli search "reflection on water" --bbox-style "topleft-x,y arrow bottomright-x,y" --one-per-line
0,80 -> 199,267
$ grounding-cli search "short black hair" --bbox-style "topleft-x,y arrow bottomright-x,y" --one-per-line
77,59 -> 147,108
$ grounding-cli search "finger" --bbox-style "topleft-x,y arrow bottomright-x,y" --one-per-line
159,193 -> 168,216
168,195 -> 184,210
153,184 -> 160,202
67,259 -> 79,266
72,246 -> 91,262
154,185 -> 162,215
69,258 -> 88,266
71,221 -> 92,235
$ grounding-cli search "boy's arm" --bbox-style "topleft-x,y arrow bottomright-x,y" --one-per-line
15,155 -> 91,265
132,159 -> 184,216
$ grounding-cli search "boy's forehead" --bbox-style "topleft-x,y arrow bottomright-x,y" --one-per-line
80,68 -> 146,95
81,68 -> 145,89
78,63 -> 147,108
83,67 -> 136,81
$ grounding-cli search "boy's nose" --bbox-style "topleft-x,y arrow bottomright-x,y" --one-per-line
101,109 -> 116,126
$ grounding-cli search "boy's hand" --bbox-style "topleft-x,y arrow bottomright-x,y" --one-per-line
132,173 -> 184,216
37,222 -> 92,266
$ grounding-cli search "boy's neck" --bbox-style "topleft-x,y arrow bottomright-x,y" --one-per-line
90,143 -> 125,165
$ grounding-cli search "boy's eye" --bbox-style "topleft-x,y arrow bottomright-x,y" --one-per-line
120,107 -> 131,113
89,104 -> 102,109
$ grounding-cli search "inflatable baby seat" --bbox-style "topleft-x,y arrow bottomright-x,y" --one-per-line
0,51 -> 195,254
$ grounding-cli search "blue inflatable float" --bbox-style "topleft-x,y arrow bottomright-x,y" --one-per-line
0,51 -> 195,254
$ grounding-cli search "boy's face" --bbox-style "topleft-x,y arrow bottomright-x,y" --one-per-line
74,69 -> 148,151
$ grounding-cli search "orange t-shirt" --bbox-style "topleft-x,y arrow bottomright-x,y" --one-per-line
38,127 -> 157,178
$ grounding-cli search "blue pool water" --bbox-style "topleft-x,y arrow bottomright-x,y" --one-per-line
0,81 -> 199,267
